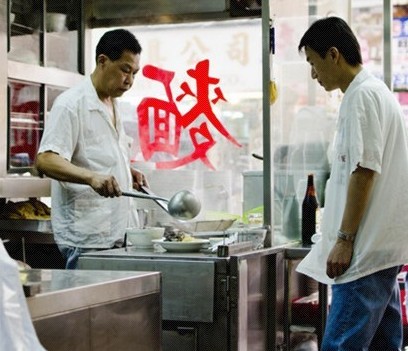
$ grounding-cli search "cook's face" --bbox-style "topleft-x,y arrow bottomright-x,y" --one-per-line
305,46 -> 338,92
100,50 -> 141,98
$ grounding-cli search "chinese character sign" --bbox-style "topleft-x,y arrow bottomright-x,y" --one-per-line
137,59 -> 241,170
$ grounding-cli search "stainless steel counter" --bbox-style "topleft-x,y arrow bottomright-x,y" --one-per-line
79,246 -> 286,351
283,245 -> 328,351
25,269 -> 162,351
24,269 -> 160,319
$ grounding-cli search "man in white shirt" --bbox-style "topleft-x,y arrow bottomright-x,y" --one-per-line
36,29 -> 147,269
297,17 -> 408,350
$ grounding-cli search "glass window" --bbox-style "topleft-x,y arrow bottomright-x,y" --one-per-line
9,0 -> 43,64
9,0 -> 81,72
8,80 -> 42,172
45,0 -> 80,72
7,81 -> 67,174
91,19 -> 263,224
270,0 -> 349,245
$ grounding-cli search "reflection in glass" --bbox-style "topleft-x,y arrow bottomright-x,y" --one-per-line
91,20 -> 263,220
8,0 -> 42,64
8,80 -> 41,172
270,0 -> 349,245
45,1 -> 80,72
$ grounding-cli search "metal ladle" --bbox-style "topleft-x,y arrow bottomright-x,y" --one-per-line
122,188 -> 201,220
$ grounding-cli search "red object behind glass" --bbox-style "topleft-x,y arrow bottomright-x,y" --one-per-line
9,82 -> 40,169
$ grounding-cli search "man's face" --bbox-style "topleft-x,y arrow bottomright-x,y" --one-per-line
98,50 -> 141,98
305,46 -> 339,92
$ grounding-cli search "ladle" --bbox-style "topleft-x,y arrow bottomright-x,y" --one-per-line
122,187 -> 201,220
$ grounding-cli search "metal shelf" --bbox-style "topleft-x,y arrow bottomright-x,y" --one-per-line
0,177 -> 50,198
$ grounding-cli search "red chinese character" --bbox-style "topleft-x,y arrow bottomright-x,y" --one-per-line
137,59 -> 241,169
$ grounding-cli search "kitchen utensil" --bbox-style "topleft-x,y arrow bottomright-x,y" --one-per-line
122,187 -> 201,220
252,153 -> 264,160
167,189 -> 202,221
139,185 -> 171,214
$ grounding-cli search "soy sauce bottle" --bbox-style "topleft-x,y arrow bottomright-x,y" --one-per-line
302,174 -> 319,246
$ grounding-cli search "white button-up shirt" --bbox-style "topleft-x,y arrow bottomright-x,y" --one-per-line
38,77 -> 135,248
297,69 -> 408,284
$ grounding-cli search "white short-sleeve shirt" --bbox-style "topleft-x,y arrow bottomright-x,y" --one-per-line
38,77 -> 134,248
297,69 -> 408,284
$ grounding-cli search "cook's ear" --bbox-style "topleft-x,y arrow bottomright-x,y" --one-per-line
328,47 -> 340,61
96,54 -> 108,65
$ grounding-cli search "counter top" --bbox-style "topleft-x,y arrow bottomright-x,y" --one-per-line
24,269 -> 161,319
80,245 -> 285,261
284,245 -> 311,260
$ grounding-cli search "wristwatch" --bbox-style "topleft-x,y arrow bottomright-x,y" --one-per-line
337,230 -> 355,242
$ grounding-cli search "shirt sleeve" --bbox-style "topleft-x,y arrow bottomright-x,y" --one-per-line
38,103 -> 79,162
348,90 -> 383,174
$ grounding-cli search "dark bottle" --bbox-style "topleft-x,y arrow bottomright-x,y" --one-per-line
302,174 -> 319,246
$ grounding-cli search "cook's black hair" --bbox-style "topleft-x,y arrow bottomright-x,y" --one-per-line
95,29 -> 142,62
298,17 -> 362,66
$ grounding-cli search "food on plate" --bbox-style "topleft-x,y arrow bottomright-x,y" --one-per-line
164,229 -> 195,242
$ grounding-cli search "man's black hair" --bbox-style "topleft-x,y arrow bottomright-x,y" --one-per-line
298,17 -> 362,66
96,29 -> 142,62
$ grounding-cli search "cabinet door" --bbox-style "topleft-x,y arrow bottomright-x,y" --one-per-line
8,0 -> 42,65
8,80 -> 41,172
229,250 -> 284,351
7,80 -> 67,174
45,0 -> 82,72
8,0 -> 83,73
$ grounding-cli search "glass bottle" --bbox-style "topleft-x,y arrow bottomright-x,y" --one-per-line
282,175 -> 300,241
302,174 -> 319,246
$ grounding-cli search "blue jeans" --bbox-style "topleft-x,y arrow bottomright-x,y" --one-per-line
58,245 -> 105,269
322,266 -> 402,351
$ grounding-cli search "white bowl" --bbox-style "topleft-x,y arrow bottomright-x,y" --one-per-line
126,227 -> 165,249
46,13 -> 66,32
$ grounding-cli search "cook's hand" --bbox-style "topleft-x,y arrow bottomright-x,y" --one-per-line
326,239 -> 354,279
90,174 -> 121,197
131,168 -> 148,191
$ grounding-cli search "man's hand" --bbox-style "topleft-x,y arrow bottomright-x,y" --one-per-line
326,239 -> 354,278
130,168 -> 148,191
90,174 -> 121,197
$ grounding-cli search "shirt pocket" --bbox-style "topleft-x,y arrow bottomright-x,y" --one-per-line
82,112 -> 118,169
84,133 -> 117,170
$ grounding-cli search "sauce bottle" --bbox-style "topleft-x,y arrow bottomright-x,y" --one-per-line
302,174 -> 319,246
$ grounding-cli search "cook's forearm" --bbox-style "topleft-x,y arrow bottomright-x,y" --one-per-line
35,152 -> 93,185
340,166 -> 376,235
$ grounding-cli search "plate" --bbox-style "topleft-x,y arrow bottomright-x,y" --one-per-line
152,239 -> 209,252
